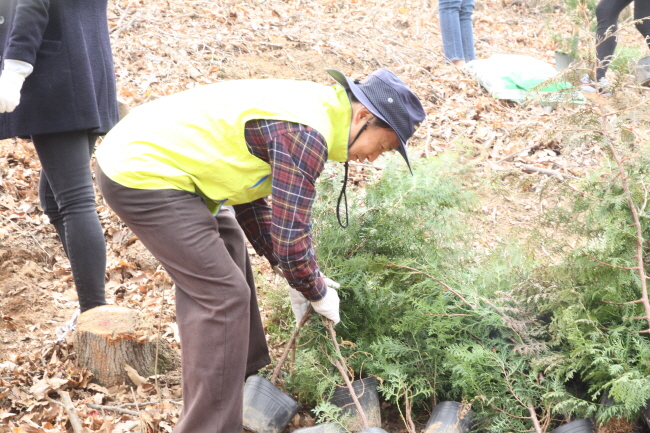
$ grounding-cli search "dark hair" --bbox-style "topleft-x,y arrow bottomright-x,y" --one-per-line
346,90 -> 392,130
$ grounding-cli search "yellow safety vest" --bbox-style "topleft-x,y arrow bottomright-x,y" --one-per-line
96,79 -> 351,213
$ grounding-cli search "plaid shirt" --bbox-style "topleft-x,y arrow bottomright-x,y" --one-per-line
232,119 -> 329,301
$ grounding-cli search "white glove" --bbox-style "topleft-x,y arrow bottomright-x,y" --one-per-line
287,286 -> 311,325
0,70 -> 25,113
311,284 -> 340,325
321,274 -> 340,290
273,265 -> 341,325
274,265 -> 310,325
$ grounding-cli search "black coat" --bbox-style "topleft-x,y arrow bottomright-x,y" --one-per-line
0,0 -> 119,139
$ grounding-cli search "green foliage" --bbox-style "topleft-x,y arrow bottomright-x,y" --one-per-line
532,184 -> 650,422
609,45 -> 647,75
283,156 -> 576,431
272,97 -> 650,431
313,401 -> 350,429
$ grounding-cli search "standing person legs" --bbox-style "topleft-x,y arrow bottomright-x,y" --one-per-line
32,131 -> 106,313
96,168 -> 269,433
439,0 -> 469,66
459,0 -> 476,63
595,0 -> 633,81
633,0 -> 650,51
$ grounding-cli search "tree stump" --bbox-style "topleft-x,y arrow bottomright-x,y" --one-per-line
73,305 -> 178,387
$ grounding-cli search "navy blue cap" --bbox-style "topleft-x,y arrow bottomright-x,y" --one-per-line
326,68 -> 426,172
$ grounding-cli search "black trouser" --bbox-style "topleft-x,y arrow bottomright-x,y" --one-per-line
32,131 -> 106,312
595,0 -> 650,81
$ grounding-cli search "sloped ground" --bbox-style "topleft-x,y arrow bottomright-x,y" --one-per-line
1,0 -> 649,431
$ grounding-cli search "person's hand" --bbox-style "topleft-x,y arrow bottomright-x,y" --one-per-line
274,265 -> 310,324
311,284 -> 340,324
0,70 -> 25,113
273,266 -> 341,324
312,274 -> 340,324
287,286 -> 311,325
321,274 -> 340,290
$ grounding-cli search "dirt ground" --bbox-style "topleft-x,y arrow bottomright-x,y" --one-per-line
1,0 -> 649,431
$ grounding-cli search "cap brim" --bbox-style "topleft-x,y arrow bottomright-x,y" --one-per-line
326,69 -> 412,173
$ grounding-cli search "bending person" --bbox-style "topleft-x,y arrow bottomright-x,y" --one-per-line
94,68 -> 425,433
0,1 -> 119,322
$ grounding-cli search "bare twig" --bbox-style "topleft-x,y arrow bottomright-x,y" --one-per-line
118,398 -> 182,408
324,320 -> 370,430
87,403 -> 139,416
582,251 -> 637,270
603,131 -> 650,331
528,404 -> 543,433
385,263 -> 475,309
403,389 -> 417,433
57,391 -> 83,433
271,307 -> 312,384
494,145 -> 534,164
519,163 -> 578,180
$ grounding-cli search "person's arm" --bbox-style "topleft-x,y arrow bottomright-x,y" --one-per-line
0,0 -> 49,112
4,0 -> 51,66
233,197 -> 277,267
234,120 -> 328,301
268,125 -> 328,302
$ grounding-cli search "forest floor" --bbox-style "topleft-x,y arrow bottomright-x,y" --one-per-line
1,0 -> 649,432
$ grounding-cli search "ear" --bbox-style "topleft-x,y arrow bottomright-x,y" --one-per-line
352,105 -> 373,125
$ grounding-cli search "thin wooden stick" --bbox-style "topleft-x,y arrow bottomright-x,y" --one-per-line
528,404 -> 543,433
57,391 -> 83,433
324,320 -> 370,430
87,403 -> 139,416
519,163 -> 578,180
271,307 -> 312,385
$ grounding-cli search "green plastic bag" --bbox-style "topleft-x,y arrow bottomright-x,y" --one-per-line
465,54 -> 582,103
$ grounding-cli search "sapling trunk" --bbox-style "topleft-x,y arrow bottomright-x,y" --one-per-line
593,99 -> 650,332
605,136 -> 650,332
271,307 -> 312,385
324,319 -> 371,430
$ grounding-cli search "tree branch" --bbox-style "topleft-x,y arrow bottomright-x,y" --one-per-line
582,251 -> 637,270
55,391 -> 83,433
325,320 -> 370,430
87,403 -> 139,416
271,307 -> 312,384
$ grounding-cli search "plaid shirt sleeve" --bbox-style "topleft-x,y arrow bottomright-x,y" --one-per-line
233,119 -> 328,301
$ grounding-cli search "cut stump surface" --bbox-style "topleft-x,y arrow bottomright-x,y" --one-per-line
73,305 -> 177,387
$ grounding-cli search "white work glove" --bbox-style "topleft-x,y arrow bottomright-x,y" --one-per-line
287,285 -> 311,325
312,276 -> 340,325
273,265 -> 341,325
274,265 -> 310,325
0,70 -> 25,113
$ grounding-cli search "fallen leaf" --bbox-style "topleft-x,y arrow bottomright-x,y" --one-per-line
122,363 -> 147,386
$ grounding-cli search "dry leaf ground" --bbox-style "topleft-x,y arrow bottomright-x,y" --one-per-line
1,0 -> 649,432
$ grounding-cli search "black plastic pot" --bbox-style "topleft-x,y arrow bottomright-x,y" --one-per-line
293,424 -> 345,433
643,399 -> 650,430
549,418 -> 596,433
329,376 -> 381,432
242,375 -> 300,433
424,401 -> 473,433
635,56 -> 650,87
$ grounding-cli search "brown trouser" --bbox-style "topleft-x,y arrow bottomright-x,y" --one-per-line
96,165 -> 271,433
